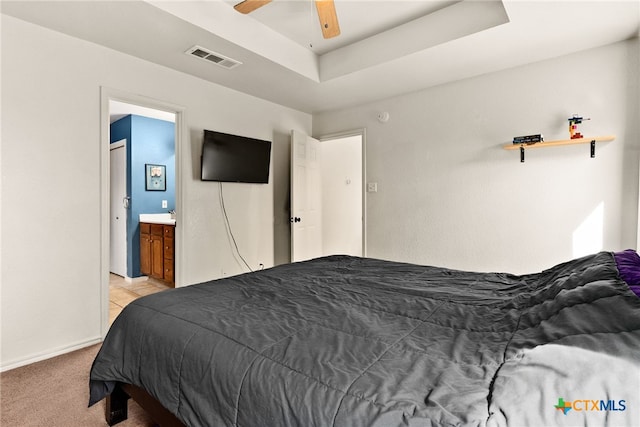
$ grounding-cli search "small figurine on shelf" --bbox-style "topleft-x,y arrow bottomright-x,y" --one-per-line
568,114 -> 590,139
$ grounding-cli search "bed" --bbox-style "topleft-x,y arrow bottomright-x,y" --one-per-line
89,251 -> 640,426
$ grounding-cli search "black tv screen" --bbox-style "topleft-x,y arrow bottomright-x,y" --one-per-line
201,130 -> 272,183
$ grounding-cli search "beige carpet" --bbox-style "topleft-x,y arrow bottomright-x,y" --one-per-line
1,344 -> 155,426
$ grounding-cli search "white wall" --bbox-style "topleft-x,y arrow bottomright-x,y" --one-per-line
314,39 -> 640,274
321,136 -> 363,256
0,15 -> 311,369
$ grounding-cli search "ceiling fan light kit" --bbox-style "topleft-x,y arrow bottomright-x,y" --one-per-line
234,0 -> 341,39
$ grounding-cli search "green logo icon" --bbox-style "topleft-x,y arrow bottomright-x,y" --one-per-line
555,398 -> 572,415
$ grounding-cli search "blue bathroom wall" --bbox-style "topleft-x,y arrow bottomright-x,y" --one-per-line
110,115 -> 132,146
110,116 -> 133,194
110,114 -> 175,278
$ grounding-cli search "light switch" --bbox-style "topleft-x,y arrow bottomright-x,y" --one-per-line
162,200 -> 168,208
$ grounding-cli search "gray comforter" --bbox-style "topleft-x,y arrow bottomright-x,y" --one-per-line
90,252 -> 640,426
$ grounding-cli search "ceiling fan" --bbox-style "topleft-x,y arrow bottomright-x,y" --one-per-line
233,0 -> 341,39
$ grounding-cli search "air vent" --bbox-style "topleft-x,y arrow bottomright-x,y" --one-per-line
185,45 -> 242,70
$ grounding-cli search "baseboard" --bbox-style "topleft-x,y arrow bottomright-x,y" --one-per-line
0,336 -> 102,373
125,275 -> 149,283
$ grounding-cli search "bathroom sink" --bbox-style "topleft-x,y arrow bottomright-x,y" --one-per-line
139,213 -> 176,225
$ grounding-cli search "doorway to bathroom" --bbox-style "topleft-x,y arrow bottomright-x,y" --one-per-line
101,88 -> 184,335
108,100 -> 176,280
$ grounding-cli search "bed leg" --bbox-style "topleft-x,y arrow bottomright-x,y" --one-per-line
105,383 -> 130,426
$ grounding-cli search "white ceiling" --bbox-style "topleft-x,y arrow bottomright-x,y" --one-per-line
222,0 -> 460,55
2,1 -> 639,114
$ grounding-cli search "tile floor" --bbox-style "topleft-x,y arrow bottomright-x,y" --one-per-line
109,273 -> 171,324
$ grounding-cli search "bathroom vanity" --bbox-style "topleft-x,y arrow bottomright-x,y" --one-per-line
139,214 -> 175,287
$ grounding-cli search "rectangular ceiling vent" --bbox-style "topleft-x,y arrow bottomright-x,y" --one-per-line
185,45 -> 242,70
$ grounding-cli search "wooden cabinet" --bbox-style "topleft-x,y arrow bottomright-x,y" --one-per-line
140,222 -> 175,287
150,225 -> 165,279
162,225 -> 174,284
140,223 -> 152,276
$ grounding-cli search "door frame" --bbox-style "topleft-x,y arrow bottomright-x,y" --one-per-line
100,86 -> 186,337
318,128 -> 367,257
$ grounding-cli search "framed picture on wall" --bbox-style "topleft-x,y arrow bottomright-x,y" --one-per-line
145,164 -> 166,191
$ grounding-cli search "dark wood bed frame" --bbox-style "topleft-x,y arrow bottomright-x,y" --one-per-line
105,382 -> 185,427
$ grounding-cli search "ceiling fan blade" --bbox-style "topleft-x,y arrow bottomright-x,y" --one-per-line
234,0 -> 272,14
315,0 -> 340,39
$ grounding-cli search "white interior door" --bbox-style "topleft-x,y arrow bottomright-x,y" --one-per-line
110,141 -> 127,277
291,130 -> 323,262
321,135 -> 363,257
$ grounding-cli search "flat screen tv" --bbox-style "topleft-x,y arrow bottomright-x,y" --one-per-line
201,130 -> 272,184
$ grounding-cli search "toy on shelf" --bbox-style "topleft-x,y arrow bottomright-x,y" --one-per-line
568,114 -> 590,139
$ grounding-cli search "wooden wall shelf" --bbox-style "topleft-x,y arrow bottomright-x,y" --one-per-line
504,135 -> 615,162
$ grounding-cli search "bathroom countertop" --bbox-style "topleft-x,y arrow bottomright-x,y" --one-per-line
139,213 -> 176,226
